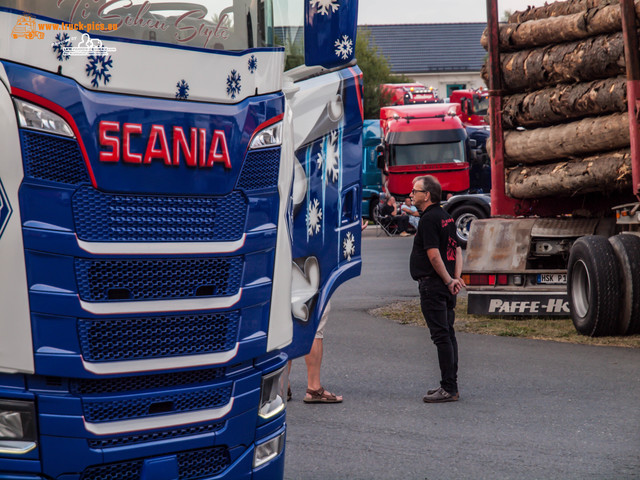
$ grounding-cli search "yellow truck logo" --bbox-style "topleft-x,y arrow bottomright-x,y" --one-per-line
12,15 -> 44,40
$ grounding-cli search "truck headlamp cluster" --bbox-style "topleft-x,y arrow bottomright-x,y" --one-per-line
0,400 -> 38,454
13,98 -> 74,138
250,121 -> 282,150
258,367 -> 287,420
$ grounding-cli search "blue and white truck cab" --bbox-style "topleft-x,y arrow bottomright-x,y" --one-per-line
0,1 -> 362,478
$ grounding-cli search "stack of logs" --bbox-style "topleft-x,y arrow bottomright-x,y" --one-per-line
481,0 -> 635,199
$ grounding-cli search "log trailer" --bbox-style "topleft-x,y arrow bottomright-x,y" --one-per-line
465,0 -> 640,337
0,1 -> 363,478
376,103 -> 490,245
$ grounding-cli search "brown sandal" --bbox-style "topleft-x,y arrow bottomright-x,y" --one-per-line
303,387 -> 343,404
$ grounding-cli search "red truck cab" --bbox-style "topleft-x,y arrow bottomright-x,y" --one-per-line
378,103 -> 470,198
449,89 -> 489,126
380,83 -> 439,106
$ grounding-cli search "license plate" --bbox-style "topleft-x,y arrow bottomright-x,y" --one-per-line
537,273 -> 567,285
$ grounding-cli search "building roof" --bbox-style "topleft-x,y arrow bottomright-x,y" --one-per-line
360,23 -> 487,74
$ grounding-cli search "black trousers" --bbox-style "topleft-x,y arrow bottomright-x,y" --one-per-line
418,276 -> 458,395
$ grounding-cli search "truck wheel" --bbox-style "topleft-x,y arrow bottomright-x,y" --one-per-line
451,205 -> 485,248
369,197 -> 379,221
567,236 -> 621,337
609,234 -> 640,335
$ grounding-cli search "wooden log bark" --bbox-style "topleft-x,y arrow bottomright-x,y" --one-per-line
505,149 -> 632,198
503,112 -> 630,164
508,0 -> 619,24
482,31 -> 626,93
502,76 -> 628,129
482,1 -> 631,51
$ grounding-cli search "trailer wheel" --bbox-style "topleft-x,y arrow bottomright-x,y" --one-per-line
609,234 -> 640,335
450,204 -> 486,248
567,236 -> 621,336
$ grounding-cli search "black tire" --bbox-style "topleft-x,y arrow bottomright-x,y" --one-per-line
567,236 -> 621,337
609,234 -> 640,335
369,197 -> 379,221
450,204 -> 486,248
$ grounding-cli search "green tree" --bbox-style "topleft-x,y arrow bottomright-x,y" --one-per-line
356,28 -> 413,119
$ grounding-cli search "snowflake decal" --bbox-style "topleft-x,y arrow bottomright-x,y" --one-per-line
248,55 -> 258,74
325,130 -> 340,183
85,55 -> 113,87
226,69 -> 242,99
316,152 -> 323,170
176,79 -> 189,100
343,231 -> 355,261
306,198 -> 322,236
334,35 -> 353,60
310,0 -> 340,15
52,33 -> 71,61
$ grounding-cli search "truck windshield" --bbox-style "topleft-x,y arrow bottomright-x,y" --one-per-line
473,95 -> 489,116
0,0 -> 299,52
390,141 -> 466,166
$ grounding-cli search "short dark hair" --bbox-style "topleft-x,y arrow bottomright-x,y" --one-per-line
415,175 -> 441,203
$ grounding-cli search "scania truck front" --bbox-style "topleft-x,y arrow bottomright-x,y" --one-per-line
0,1 -> 363,478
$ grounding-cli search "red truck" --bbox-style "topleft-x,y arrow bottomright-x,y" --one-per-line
376,103 -> 490,245
465,0 -> 640,337
380,83 -> 440,106
449,88 -> 489,126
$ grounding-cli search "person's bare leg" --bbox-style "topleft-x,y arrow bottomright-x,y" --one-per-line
304,338 -> 342,401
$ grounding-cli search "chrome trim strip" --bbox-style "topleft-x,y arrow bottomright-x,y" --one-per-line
79,290 -> 242,315
82,344 -> 240,374
77,234 -> 246,255
83,401 -> 234,435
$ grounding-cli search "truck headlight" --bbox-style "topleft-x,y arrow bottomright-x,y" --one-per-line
250,121 -> 282,149
14,98 -> 75,138
253,431 -> 285,468
258,367 -> 287,420
0,400 -> 37,454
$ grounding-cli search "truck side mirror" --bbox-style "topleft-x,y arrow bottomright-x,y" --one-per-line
304,0 -> 359,68
377,153 -> 385,169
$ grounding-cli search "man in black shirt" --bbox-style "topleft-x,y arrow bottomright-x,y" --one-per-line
409,175 -> 465,403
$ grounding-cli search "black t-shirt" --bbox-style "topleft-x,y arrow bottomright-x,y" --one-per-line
380,204 -> 394,216
409,204 -> 458,280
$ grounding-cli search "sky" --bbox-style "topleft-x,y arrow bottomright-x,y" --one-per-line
358,0 -> 551,24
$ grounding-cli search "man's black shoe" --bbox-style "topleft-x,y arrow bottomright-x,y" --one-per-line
423,387 -> 459,403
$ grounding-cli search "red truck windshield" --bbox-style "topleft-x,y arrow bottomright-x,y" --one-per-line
390,141 -> 465,166
473,95 -> 489,116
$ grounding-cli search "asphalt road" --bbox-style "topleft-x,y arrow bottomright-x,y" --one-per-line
283,227 -> 640,480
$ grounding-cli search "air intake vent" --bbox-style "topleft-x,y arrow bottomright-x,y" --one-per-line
20,129 -> 89,185
75,257 -> 242,302
80,446 -> 230,480
83,385 -> 232,423
77,312 -> 239,362
237,147 -> 281,190
72,188 -> 248,242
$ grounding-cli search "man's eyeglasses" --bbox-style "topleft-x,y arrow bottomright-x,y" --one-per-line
411,189 -> 426,194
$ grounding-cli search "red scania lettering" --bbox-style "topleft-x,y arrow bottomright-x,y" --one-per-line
123,123 -> 143,164
98,121 -> 232,169
143,124 -> 171,165
99,121 -> 120,162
